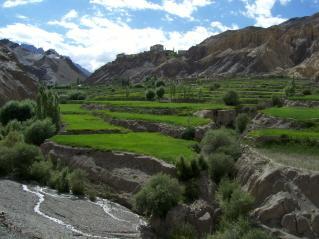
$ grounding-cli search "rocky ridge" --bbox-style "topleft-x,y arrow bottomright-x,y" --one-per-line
88,12 -> 319,84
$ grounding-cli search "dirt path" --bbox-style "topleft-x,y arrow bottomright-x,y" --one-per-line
0,180 -> 146,239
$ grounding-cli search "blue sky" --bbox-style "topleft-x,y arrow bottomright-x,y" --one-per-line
0,0 -> 318,71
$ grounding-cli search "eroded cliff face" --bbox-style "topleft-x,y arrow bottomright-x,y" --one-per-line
236,147 -> 319,239
0,45 -> 37,105
88,12 -> 319,84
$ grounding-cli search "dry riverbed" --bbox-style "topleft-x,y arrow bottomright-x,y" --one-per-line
0,180 -> 147,239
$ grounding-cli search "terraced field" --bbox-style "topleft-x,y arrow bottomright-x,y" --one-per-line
262,107 -> 319,122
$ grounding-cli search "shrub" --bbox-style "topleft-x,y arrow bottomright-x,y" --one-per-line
0,146 -> 14,176
1,131 -> 24,147
0,100 -> 35,125
133,83 -> 144,88
4,120 -> 24,136
58,94 -> 69,104
25,119 -> 56,145
176,157 -> 195,181
11,143 -> 43,179
30,160 -> 53,185
181,127 -> 195,140
223,91 -> 240,106
217,180 -> 254,221
156,87 -> 165,99
271,95 -> 283,107
134,173 -> 183,218
184,179 -> 200,203
56,167 -> 70,193
88,190 -> 97,202
302,89 -> 312,96
198,156 -> 208,171
200,128 -> 241,161
242,229 -> 274,239
69,169 -> 87,196
235,113 -> 249,133
68,91 -> 86,100
209,83 -> 221,91
155,80 -> 165,87
284,79 -> 296,97
145,89 -> 156,101
207,153 -> 235,183
170,223 -> 197,239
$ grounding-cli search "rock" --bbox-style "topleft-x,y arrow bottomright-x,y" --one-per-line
253,191 -> 299,226
282,213 -> 297,234
151,200 -> 216,238
213,109 -> 237,127
311,213 -> 319,234
87,12 -> 319,83
296,215 -> 312,236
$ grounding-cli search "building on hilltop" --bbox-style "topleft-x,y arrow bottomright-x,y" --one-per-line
116,53 -> 126,59
150,44 -> 164,52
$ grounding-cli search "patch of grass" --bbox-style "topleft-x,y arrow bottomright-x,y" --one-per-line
51,132 -> 197,163
98,110 -> 210,127
250,128 -> 319,140
88,100 -> 230,111
290,94 -> 319,101
262,107 -> 319,121
257,144 -> 319,171
62,114 -> 123,131
60,104 -> 89,114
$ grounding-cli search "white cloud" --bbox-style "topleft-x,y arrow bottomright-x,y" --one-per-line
90,0 -> 213,19
2,0 -> 43,8
210,21 -> 239,32
0,9 -> 237,71
16,14 -> 29,20
242,0 -> 288,27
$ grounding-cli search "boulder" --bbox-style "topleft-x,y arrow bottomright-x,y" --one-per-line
311,213 -> 319,235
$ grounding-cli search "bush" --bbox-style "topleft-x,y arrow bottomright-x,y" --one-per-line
1,131 -> 24,147
4,120 -> 24,136
242,229 -> 274,239
134,173 -> 183,218
156,87 -> 165,99
209,83 -> 221,91
223,91 -> 240,106
68,91 -> 86,100
11,143 -> 43,179
284,79 -> 296,97
69,169 -> 87,196
302,89 -> 312,96
0,146 -> 14,176
184,179 -> 199,203
271,95 -> 283,107
235,113 -> 249,133
217,180 -> 254,221
56,167 -> 70,193
200,128 -> 241,161
0,100 -> 35,125
30,160 -> 53,185
176,157 -> 200,181
207,153 -> 235,183
25,119 -> 56,145
145,89 -> 155,101
88,190 -> 97,202
170,223 -> 197,239
181,127 -> 195,140
155,80 -> 165,87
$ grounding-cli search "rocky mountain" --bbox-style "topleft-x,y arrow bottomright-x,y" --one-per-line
0,39 -> 89,85
0,44 -> 37,105
87,12 -> 319,84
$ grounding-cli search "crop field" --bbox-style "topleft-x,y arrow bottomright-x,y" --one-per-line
97,110 -> 211,127
52,132 -> 197,163
62,114 -> 124,131
60,104 -> 89,114
250,128 -> 319,140
262,107 -> 319,122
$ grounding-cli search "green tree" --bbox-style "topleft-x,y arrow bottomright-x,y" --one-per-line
36,85 -> 61,131
284,78 -> 296,97
223,91 -> 240,106
156,87 -> 165,99
145,89 -> 156,101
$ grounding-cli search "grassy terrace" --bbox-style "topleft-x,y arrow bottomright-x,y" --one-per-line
290,94 -> 319,101
98,110 -> 210,127
262,107 -> 319,121
60,104 -> 88,114
51,132 -> 197,163
250,128 -> 319,140
88,100 -> 229,111
62,114 -> 124,131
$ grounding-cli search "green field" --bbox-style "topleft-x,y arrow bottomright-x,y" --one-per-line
60,104 -> 89,114
89,100 -> 229,111
98,110 -> 210,127
62,114 -> 124,131
51,132 -> 197,163
262,107 -> 319,121
250,128 -> 319,140
290,94 -> 319,101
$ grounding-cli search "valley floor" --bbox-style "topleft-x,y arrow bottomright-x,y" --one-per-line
0,180 -> 146,239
